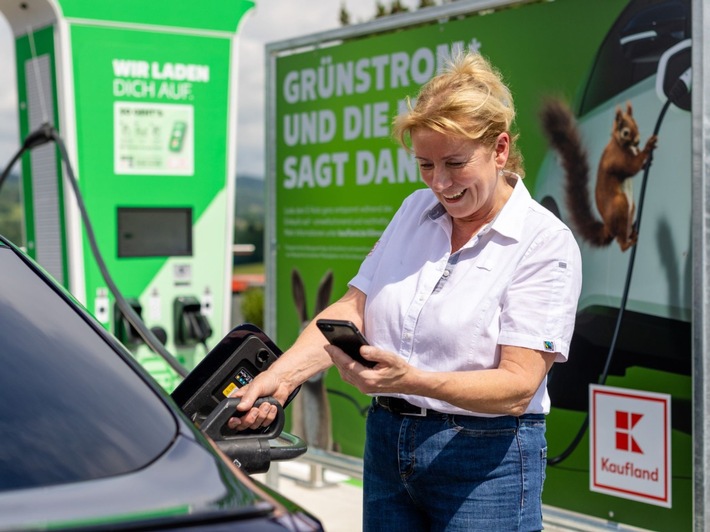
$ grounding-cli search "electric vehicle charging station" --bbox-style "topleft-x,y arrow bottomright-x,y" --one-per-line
0,0 -> 255,391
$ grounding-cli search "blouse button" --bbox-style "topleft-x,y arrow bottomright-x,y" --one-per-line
443,270 -> 450,277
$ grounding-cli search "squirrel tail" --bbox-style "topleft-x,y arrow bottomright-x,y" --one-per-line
540,98 -> 612,247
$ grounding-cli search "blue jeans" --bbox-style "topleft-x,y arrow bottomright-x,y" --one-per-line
363,401 -> 547,531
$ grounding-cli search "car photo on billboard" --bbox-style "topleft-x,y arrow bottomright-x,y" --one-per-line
534,0 -> 691,421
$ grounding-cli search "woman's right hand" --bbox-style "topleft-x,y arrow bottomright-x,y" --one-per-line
225,288 -> 366,431
226,372 -> 288,431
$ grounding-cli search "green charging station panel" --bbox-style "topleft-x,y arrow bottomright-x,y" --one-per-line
5,0 -> 255,391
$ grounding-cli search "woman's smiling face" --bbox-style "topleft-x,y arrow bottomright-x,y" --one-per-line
412,128 -> 510,226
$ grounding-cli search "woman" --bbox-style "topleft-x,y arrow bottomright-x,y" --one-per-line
230,52 -> 582,531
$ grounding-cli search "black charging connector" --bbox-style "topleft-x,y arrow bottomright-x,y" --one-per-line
113,298 -> 144,348
173,296 -> 212,348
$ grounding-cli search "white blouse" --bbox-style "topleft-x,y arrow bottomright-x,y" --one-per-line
349,176 -> 582,416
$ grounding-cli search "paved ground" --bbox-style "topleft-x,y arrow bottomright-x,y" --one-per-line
253,461 -> 363,531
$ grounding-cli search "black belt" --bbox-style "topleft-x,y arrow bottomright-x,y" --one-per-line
375,396 -> 434,417
375,397 -> 546,423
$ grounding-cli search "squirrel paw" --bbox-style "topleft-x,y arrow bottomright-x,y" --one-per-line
644,135 -> 658,153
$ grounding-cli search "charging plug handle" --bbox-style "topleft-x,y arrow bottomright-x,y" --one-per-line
201,397 -> 284,441
201,396 -> 307,473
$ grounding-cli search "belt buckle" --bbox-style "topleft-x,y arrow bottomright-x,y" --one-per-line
403,405 -> 427,417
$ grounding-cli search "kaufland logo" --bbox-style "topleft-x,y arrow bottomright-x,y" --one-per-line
598,410 -> 660,482
589,386 -> 671,508
615,410 -> 643,453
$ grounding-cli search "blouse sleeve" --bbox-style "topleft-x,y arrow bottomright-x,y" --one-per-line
497,225 -> 582,362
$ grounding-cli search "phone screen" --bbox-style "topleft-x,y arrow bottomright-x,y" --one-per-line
315,319 -> 375,368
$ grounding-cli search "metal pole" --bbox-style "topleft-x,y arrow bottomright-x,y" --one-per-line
691,0 -> 709,529
265,42 -> 278,339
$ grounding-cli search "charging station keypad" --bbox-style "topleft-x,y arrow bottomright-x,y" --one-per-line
219,367 -> 255,397
235,367 -> 253,386
209,354 -> 262,405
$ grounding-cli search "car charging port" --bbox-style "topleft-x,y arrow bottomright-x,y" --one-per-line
170,324 -> 304,473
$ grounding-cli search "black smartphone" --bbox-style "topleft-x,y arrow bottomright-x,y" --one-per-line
315,319 -> 375,368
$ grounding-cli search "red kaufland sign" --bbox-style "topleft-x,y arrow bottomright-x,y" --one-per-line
589,385 -> 672,508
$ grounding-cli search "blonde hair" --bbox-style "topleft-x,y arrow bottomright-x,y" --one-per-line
393,52 -> 524,176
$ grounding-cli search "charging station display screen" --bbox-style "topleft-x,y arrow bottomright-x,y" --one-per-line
118,207 -> 192,257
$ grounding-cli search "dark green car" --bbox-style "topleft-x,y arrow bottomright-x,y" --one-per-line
0,236 -> 322,532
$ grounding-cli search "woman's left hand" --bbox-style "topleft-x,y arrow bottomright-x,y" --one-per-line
325,344 -> 412,395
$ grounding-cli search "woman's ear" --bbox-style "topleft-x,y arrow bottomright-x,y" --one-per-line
494,132 -> 510,168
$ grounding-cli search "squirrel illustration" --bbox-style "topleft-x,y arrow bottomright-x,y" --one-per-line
540,99 -> 657,252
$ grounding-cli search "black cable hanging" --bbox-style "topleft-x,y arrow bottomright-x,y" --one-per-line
0,124 -> 188,378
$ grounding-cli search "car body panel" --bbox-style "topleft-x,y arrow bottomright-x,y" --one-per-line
0,435 -> 272,530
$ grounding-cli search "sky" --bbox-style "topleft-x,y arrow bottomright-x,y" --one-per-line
0,0 -> 422,178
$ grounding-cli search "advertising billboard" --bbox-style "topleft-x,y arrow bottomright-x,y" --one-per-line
266,0 -> 695,528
